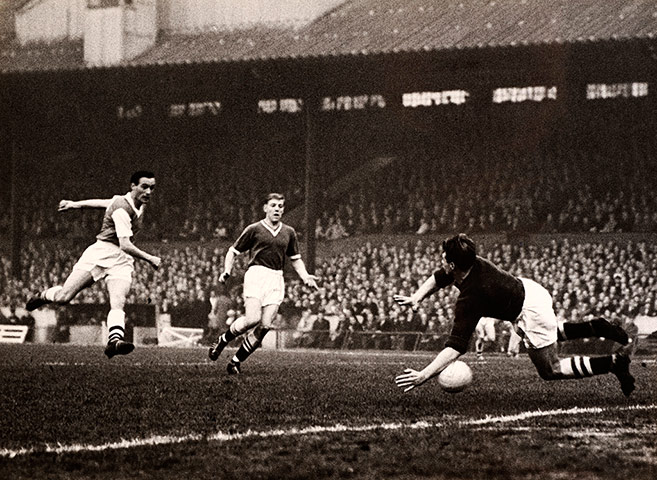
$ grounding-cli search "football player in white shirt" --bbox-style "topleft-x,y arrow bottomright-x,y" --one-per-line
26,171 -> 161,358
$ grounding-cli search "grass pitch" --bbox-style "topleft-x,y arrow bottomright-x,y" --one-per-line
0,344 -> 655,479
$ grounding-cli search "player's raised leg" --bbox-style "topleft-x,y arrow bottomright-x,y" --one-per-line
557,317 -> 629,345
26,269 -> 94,311
104,278 -> 135,358
528,343 -> 635,396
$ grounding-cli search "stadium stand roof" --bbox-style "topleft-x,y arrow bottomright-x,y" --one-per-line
1,0 -> 656,73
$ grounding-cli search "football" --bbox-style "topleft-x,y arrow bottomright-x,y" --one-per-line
438,360 -> 473,393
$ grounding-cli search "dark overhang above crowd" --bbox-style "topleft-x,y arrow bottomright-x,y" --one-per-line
1,0 -> 656,73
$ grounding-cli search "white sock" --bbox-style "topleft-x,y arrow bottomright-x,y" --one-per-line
559,356 -> 594,378
44,286 -> 63,302
107,309 -> 126,343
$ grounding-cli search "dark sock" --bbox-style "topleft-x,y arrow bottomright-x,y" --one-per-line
589,355 -> 613,374
234,335 -> 258,362
233,327 -> 270,363
558,319 -> 628,344
558,321 -> 594,341
220,327 -> 238,344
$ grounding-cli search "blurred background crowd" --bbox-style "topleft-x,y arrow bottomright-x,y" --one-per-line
1,132 -> 656,350
2,138 -> 657,243
2,235 -> 654,349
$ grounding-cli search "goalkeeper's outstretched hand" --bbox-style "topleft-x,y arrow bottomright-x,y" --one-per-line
395,368 -> 425,392
393,294 -> 418,311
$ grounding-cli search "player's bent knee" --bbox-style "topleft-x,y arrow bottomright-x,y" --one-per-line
231,316 -> 259,336
536,362 -> 562,380
253,325 -> 270,341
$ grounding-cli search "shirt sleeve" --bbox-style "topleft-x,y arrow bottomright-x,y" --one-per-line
432,269 -> 454,289
111,208 -> 133,238
445,299 -> 483,354
286,229 -> 301,259
232,225 -> 255,253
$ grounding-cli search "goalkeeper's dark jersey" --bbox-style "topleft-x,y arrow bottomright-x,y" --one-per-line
433,256 -> 525,353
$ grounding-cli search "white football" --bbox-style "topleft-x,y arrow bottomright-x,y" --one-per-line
438,360 -> 473,393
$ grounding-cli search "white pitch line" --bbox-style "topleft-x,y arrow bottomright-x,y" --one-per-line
43,362 -> 212,367
1,404 -> 655,459
460,404 -> 655,425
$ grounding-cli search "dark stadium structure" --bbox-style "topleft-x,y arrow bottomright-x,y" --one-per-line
2,2 -> 656,260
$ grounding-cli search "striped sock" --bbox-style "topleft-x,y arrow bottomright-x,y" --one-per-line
559,355 -> 613,378
107,309 -> 126,343
233,336 -> 258,363
233,327 -> 269,363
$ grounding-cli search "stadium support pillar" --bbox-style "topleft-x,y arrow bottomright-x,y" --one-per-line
304,96 -> 318,272
10,141 -> 23,279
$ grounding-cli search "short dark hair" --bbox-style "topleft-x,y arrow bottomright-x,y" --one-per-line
442,233 -> 476,270
265,192 -> 285,204
130,170 -> 155,185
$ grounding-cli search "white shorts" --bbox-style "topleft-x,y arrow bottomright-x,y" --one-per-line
476,317 -> 496,341
72,241 -> 134,283
243,265 -> 285,306
514,277 -> 558,350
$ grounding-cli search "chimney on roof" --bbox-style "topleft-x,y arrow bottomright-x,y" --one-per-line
84,0 -> 157,67
15,0 -> 85,44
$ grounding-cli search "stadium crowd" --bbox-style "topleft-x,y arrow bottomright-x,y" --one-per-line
2,237 -> 656,349
2,131 -> 657,348
2,140 -> 657,242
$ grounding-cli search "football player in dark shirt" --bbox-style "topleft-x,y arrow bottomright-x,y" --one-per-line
209,193 -> 319,373
394,234 -> 635,396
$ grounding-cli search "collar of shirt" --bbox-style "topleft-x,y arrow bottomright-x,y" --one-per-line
260,219 -> 282,236
124,192 -> 144,218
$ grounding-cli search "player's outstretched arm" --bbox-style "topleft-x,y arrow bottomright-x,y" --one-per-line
58,199 -> 112,211
395,347 -> 461,392
290,258 -> 319,290
393,274 -> 438,310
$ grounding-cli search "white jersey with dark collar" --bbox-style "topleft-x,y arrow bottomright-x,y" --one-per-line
96,194 -> 144,246
230,220 -> 301,271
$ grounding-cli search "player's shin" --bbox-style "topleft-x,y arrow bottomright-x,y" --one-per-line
232,326 -> 270,364
107,309 -> 126,343
216,316 -> 253,346
558,355 -> 612,379
219,325 -> 239,344
104,309 -> 135,358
